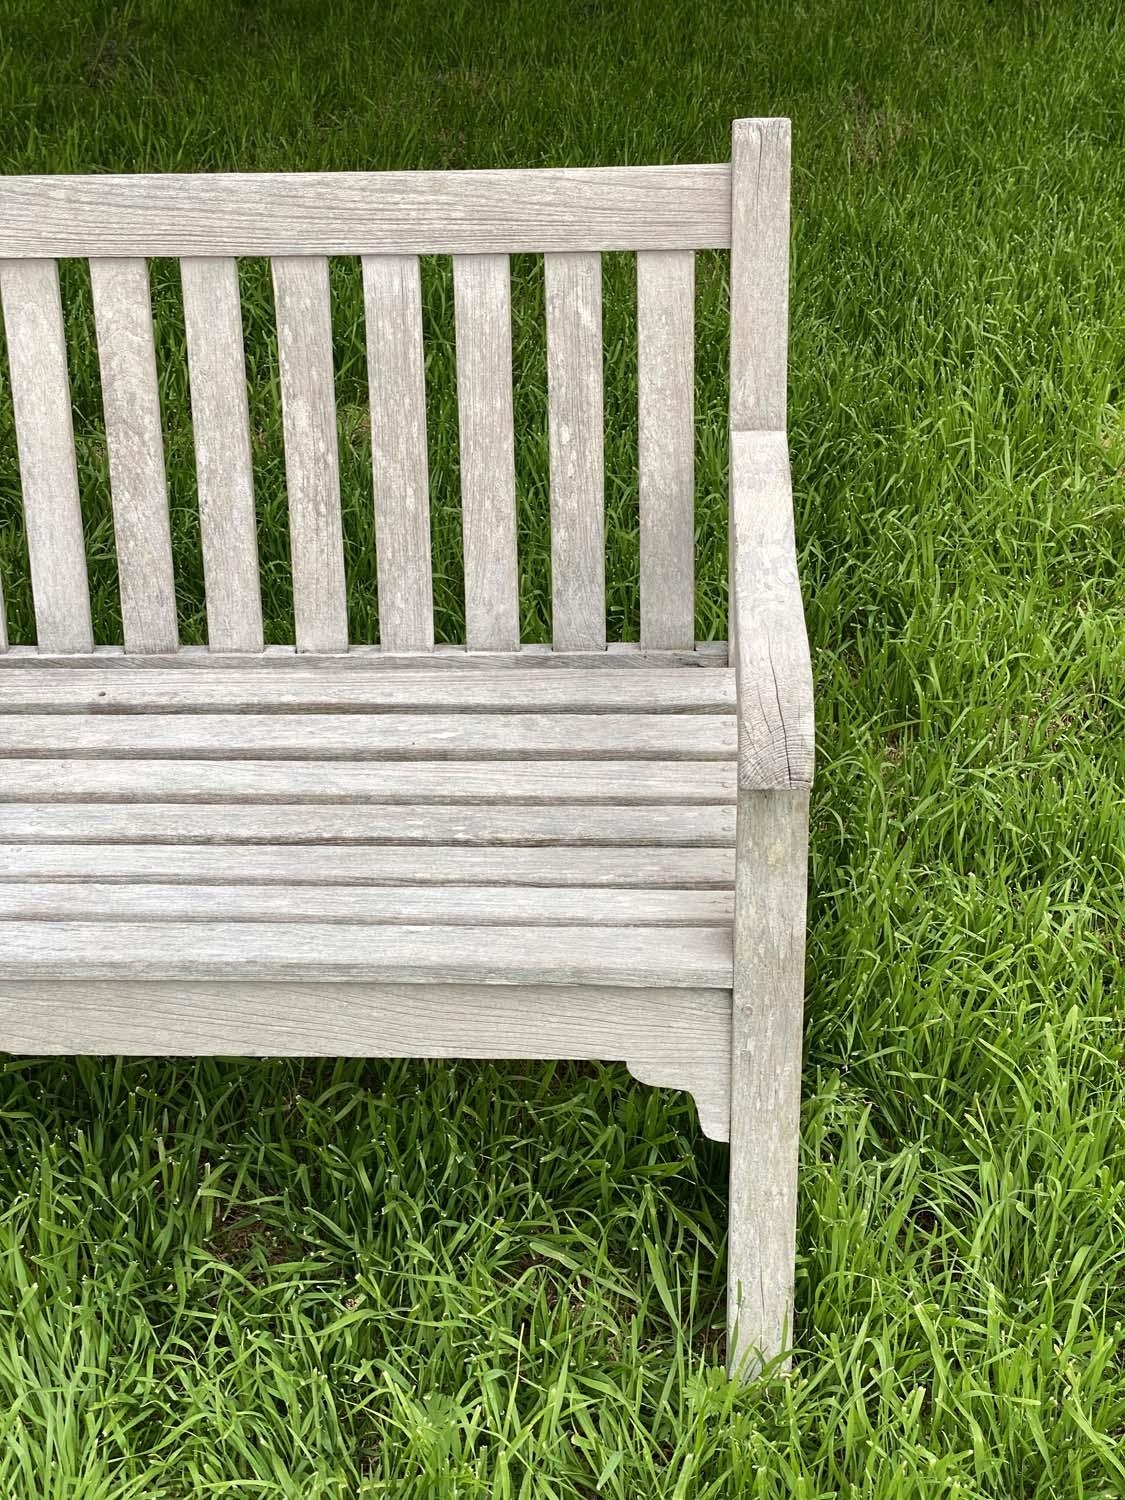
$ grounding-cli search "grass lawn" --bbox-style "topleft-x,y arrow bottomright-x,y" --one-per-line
1,0 -> 1124,1493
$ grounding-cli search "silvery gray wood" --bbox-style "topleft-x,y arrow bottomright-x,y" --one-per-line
0,920 -> 733,987
637,250 -> 695,649
0,882 -> 733,927
0,843 -> 734,889
363,254 -> 434,650
0,758 -> 735,805
728,788 -> 809,1374
545,252 -> 605,650
180,256 -> 263,651
628,1036 -> 733,1145
0,803 -> 733,847
0,166 -> 732,258
0,259 -> 93,653
0,576 -> 6,650
453,254 -> 520,650
727,123 -> 812,788
271,256 -> 349,652
0,642 -> 730,669
0,665 -> 733,713
0,124 -> 813,1379
728,436 -> 813,789
0,711 -> 735,759
0,980 -> 732,1141
729,118 -> 789,434
89,258 -> 179,654
725,118 -> 813,1379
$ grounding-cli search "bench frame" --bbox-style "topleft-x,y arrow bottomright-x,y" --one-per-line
0,119 -> 813,1377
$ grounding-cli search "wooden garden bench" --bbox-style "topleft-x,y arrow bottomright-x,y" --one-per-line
0,118 -> 813,1376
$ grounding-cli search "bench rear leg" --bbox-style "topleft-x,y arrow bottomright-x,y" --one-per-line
727,787 -> 810,1378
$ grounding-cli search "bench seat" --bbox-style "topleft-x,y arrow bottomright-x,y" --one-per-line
0,662 -> 735,989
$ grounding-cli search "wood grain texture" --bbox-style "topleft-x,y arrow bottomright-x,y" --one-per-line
0,979 -> 732,1140
0,803 -> 734,847
453,255 -> 519,649
271,256 -> 348,652
0,921 -> 733,987
180,256 -> 263,651
726,121 -> 813,1377
0,882 -> 733,927
545,252 -> 605,650
363,255 -> 434,650
89,258 -> 178,654
0,711 -> 735,760
0,259 -> 93,653
638,250 -> 695,649
728,787 -> 809,1375
729,118 -> 790,434
0,136 -> 813,1380
0,166 -> 732,257
0,642 -> 730,670
0,758 -> 735,805
0,843 -> 734,889
628,1025 -> 732,1142
0,666 -> 734,713
729,431 -> 814,789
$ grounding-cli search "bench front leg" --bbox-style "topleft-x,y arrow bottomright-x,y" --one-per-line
728,785 -> 810,1377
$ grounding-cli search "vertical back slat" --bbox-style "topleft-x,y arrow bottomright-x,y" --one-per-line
0,572 -> 7,651
453,254 -> 519,651
729,118 -> 790,434
637,249 -> 695,649
89,258 -> 178,654
180,256 -> 263,653
271,256 -> 348,653
362,254 -> 434,652
545,251 -> 605,651
0,259 -> 93,653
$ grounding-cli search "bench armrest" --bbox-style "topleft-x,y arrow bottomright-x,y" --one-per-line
729,429 -> 814,790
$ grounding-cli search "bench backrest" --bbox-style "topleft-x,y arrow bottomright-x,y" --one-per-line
0,118 -> 788,659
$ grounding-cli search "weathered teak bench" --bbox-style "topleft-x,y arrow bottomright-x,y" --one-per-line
0,118 -> 813,1375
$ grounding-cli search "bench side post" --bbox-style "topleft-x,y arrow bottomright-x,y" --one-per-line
728,786 -> 809,1376
726,116 -> 813,1379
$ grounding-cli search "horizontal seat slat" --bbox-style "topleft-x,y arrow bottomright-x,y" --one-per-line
0,713 -> 736,760
0,921 -> 733,987
0,166 -> 732,258
0,803 -> 734,847
0,759 -> 735,805
0,882 -> 733,927
0,667 -> 735,714
0,844 -> 734,889
0,643 -> 731,669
